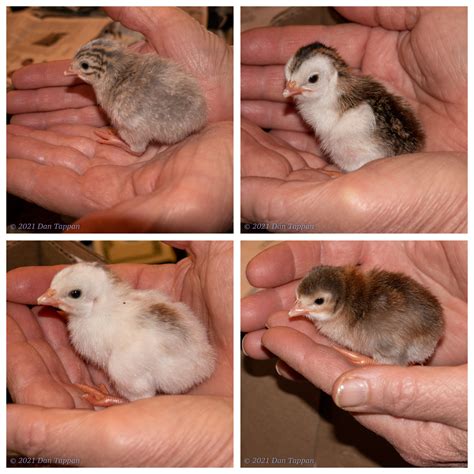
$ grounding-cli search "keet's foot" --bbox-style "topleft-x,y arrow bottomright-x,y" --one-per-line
75,383 -> 128,407
94,128 -> 145,157
333,346 -> 376,365
319,168 -> 343,178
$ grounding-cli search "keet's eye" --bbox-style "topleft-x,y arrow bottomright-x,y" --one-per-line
69,289 -> 82,299
314,297 -> 324,305
80,62 -> 89,70
308,74 -> 319,84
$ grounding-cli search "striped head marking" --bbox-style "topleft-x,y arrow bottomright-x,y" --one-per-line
65,39 -> 124,84
283,42 -> 349,100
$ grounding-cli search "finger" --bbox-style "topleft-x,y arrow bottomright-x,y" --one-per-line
10,105 -> 108,129
105,7 -> 211,69
8,395 -> 233,467
7,266 -> 67,305
241,124 -> 296,178
241,175 -> 358,233
242,177 -> 322,230
7,84 -> 96,114
7,404 -> 103,464
8,124 -> 95,159
7,304 -> 80,408
7,156 -> 132,218
7,264 -> 172,305
246,241 -> 364,288
11,60 -> 81,89
266,310 -> 324,341
269,129 -> 320,154
7,132 -> 91,174
241,281 -> 297,332
241,65 -> 286,101
261,326 -> 353,394
241,23 -> 369,66
241,121 -> 327,176
242,330 -> 272,360
275,360 -> 304,381
246,242 -> 320,287
335,7 -> 420,30
7,160 -> 88,217
332,364 -> 467,429
241,100 -> 310,132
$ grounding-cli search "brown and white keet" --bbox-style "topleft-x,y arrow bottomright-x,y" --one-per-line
283,42 -> 425,172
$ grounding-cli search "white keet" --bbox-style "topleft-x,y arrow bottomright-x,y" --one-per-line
37,262 -> 216,405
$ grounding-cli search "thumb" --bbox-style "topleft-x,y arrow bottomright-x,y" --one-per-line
332,364 -> 466,430
8,404 -> 102,465
103,7 -> 217,74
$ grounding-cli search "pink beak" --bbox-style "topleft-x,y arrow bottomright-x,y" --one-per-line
37,288 -> 61,307
64,64 -> 77,76
283,80 -> 308,98
288,300 -> 311,318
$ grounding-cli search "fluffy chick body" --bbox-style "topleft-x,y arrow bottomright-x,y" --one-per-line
69,39 -> 207,154
38,263 -> 215,400
290,265 -> 443,365
284,42 -> 425,171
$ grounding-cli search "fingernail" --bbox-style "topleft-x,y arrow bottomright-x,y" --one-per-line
334,378 -> 368,408
275,360 -> 301,381
241,336 -> 249,356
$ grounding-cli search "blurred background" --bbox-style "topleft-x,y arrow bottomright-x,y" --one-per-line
7,240 -> 183,271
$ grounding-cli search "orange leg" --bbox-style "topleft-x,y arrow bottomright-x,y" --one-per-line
94,128 -> 145,157
319,168 -> 343,178
75,383 -> 128,407
333,346 -> 377,366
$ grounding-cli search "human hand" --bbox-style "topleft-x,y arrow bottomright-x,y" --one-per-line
7,7 -> 233,232
241,7 -> 467,232
241,241 -> 467,466
241,120 -> 466,233
7,242 -> 233,466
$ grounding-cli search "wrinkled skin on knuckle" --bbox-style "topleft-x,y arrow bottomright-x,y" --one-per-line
395,421 -> 466,467
18,415 -> 49,458
383,375 -> 420,415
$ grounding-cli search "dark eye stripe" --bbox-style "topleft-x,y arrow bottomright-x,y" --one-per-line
76,48 -> 116,61
76,53 -> 102,64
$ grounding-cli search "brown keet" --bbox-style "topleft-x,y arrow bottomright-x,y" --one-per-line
289,265 -> 444,365
65,38 -> 207,155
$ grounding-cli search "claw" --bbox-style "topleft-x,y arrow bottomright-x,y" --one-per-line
94,128 -> 145,157
75,383 -> 128,407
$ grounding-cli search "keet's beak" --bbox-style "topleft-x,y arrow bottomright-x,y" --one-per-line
37,288 -> 61,307
64,64 -> 77,76
288,300 -> 311,318
283,80 -> 307,98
